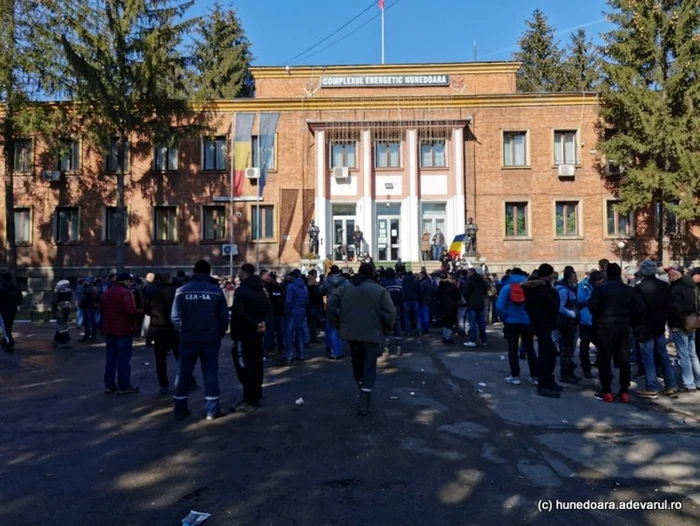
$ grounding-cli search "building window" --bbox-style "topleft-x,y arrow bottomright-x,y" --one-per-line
203,206 -> 226,241
555,201 -> 579,237
375,141 -> 401,168
420,140 -> 446,168
330,141 -> 357,169
503,132 -> 527,167
606,201 -> 632,237
56,207 -> 80,243
13,139 -> 33,173
104,206 -> 129,242
154,206 -> 177,242
57,140 -> 80,172
251,205 -> 275,241
553,131 -> 578,165
154,143 -> 178,172
14,208 -> 31,245
657,200 -> 683,236
104,138 -> 130,173
203,136 -> 227,171
505,202 -> 529,237
251,135 -> 276,170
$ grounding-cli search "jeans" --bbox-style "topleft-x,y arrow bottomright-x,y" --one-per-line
420,305 -> 431,333
308,304 -> 324,342
232,336 -> 264,405
174,341 -> 221,417
153,328 -> 199,389
77,307 -> 84,329
1,310 -> 16,349
104,335 -> 133,390
431,245 -> 443,261
579,324 -> 594,372
141,314 -> 151,339
597,325 -> 631,394
505,324 -> 536,378
639,336 -> 677,391
672,330 -> 700,389
457,306 -> 468,335
285,314 -> 306,360
350,342 -> 380,391
535,327 -> 557,388
83,308 -> 98,339
402,300 -> 422,336
326,320 -> 345,357
558,324 -> 578,376
264,314 -> 285,353
468,309 -> 487,344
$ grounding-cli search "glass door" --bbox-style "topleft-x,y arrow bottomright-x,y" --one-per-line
377,216 -> 400,261
333,217 -> 355,261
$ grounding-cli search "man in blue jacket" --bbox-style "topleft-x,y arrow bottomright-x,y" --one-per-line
284,269 -> 309,363
577,270 -> 604,379
496,268 -> 537,385
556,269 -> 581,384
402,272 -> 422,341
171,260 -> 229,421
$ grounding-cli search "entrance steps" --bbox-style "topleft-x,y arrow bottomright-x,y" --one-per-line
300,260 -> 444,274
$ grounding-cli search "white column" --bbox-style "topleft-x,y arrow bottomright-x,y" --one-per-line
361,130 -> 374,256
407,129 -> 420,261
315,130 -> 328,258
453,127 -> 466,238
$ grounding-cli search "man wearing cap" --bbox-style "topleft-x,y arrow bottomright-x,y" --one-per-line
666,264 -> 700,392
171,260 -> 230,420
633,261 -> 678,399
589,263 -> 646,403
101,273 -> 140,394
523,264 -> 563,398
327,262 -> 396,416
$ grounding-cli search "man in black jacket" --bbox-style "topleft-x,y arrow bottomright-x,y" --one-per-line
144,273 -> 199,394
231,264 -> 272,412
666,265 -> 700,392
589,263 -> 646,403
633,261 -> 678,399
0,273 -> 23,351
263,271 -> 285,362
523,264 -> 561,398
463,269 -> 488,347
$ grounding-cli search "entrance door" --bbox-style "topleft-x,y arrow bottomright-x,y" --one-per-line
377,216 -> 400,261
421,202 -> 447,259
333,217 -> 355,261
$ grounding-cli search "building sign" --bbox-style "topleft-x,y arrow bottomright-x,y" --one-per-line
321,74 -> 450,88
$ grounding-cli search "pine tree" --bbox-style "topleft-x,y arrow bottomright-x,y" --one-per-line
513,9 -> 566,92
190,2 -> 254,99
562,29 -> 601,92
58,0 -> 197,272
599,0 -> 700,263
0,0 -> 59,278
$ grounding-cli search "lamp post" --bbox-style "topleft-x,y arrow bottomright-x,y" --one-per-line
617,240 -> 627,270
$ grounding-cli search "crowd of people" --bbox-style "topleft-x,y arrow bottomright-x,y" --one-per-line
2,254 -> 700,418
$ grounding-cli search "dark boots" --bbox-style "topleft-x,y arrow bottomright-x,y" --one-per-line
358,391 -> 372,416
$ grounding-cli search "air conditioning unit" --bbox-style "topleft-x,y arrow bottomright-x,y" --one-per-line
222,244 -> 239,257
42,170 -> 61,182
245,167 -> 260,180
558,164 -> 576,178
332,166 -> 350,179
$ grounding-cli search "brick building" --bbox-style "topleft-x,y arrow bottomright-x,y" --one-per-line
2,60 -> 680,302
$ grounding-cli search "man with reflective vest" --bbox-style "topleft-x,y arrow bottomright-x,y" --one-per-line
171,260 -> 229,421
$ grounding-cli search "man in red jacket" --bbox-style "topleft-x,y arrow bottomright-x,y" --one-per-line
101,273 -> 140,394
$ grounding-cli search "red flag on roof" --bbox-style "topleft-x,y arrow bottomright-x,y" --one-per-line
379,0 -> 384,9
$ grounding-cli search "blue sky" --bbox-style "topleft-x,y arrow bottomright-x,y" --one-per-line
187,0 -> 613,66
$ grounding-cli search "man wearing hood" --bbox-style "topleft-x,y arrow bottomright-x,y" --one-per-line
435,273 -> 461,344
555,269 -> 581,384
327,263 -> 396,416
230,264 -> 272,412
322,265 -> 348,360
666,265 -> 700,392
633,261 -> 677,399
589,263 -> 646,403
496,268 -> 537,385
463,269 -> 488,347
402,272 -> 422,341
284,269 -> 309,363
523,264 -> 562,398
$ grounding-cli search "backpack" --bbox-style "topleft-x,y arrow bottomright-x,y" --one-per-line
509,283 -> 525,304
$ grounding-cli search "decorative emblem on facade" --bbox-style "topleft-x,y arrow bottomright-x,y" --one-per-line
450,75 -> 466,94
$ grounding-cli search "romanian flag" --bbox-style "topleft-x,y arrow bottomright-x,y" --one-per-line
233,113 -> 255,197
379,0 -> 384,8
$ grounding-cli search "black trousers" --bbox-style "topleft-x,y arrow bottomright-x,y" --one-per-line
558,324 -> 578,376
350,342 -> 380,391
535,327 -> 557,388
233,336 -> 264,405
153,328 -> 179,388
505,324 -> 536,378
579,324 -> 594,372
597,325 -> 631,394
1,310 -> 16,348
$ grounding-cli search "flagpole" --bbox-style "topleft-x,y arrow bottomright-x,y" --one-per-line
381,5 -> 385,64
229,114 -> 235,279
